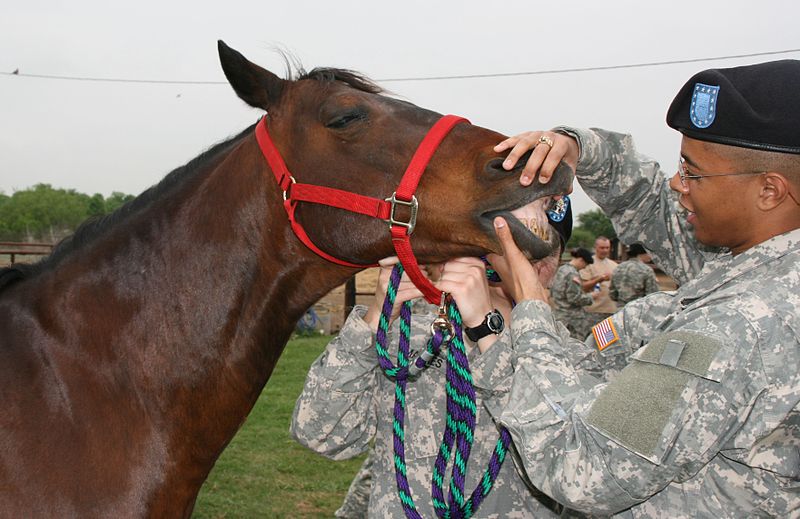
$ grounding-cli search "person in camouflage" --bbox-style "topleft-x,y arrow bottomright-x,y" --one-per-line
334,451 -> 374,519
549,247 -> 599,339
482,60 -> 800,517
609,243 -> 660,306
290,255 -> 565,518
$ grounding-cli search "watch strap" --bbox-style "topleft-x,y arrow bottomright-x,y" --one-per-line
465,309 -> 503,342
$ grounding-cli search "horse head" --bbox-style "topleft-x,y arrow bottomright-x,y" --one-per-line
218,41 -> 573,269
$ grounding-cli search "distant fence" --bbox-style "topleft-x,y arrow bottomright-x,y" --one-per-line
0,242 -> 54,264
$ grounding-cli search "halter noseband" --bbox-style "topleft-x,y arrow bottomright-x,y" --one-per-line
255,114 -> 468,304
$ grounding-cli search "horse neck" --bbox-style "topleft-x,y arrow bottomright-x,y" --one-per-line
147,137 -> 358,440
30,133 -> 357,485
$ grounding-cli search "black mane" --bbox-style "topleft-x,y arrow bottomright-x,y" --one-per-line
298,67 -> 384,95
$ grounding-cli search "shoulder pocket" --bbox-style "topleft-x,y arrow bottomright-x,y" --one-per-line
586,331 -> 722,464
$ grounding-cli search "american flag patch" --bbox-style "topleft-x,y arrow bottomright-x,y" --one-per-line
592,317 -> 619,351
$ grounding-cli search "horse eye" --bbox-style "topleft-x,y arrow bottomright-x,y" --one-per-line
326,111 -> 365,129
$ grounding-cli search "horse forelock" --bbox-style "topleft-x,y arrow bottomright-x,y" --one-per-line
297,67 -> 384,95
0,123 -> 257,294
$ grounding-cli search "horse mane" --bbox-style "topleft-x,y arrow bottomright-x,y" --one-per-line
0,65 -> 384,293
298,67 -> 384,95
0,124 -> 256,293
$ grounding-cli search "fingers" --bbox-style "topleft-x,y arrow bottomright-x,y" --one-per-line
520,131 -> 564,186
377,256 -> 400,267
436,258 -> 486,294
495,131 -> 537,174
494,130 -> 579,187
494,131 -> 557,186
493,134 -> 521,153
394,283 -> 424,304
522,140 -> 552,186
434,257 -> 492,328
492,217 -> 548,302
493,217 -> 527,265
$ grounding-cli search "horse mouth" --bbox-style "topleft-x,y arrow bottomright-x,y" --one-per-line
482,196 -> 563,260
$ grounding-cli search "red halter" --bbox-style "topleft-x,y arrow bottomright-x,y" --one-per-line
255,114 -> 468,304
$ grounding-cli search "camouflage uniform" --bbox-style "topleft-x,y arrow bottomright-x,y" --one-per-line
609,259 -> 660,306
291,303 -> 560,518
473,128 -> 800,517
334,452 -> 374,519
549,263 -> 596,340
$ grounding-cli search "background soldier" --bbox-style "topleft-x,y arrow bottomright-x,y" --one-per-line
609,243 -> 660,305
550,247 -> 599,339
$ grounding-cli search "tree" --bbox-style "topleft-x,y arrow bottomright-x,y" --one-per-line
105,192 -> 135,212
566,209 -> 616,250
0,184 -> 135,242
566,228 -> 594,249
88,193 -> 106,216
577,209 -> 615,240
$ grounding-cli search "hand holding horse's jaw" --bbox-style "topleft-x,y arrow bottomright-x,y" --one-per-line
487,217 -> 549,303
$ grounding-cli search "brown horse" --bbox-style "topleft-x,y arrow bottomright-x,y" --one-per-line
0,41 -> 572,517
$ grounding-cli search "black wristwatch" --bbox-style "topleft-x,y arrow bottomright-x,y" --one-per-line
465,309 -> 504,342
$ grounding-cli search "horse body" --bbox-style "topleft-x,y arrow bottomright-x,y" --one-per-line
0,42 -> 571,517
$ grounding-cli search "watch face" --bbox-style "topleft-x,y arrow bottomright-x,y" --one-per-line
487,311 -> 504,333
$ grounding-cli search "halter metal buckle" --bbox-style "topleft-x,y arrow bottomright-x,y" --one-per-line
282,175 -> 297,202
384,192 -> 418,235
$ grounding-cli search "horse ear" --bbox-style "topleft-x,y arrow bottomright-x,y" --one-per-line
218,40 -> 285,110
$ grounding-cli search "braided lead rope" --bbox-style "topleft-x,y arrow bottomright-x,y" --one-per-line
374,264 -> 513,519
443,302 -> 474,516
375,265 -> 448,519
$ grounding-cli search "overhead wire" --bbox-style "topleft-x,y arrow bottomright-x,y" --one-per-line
1,48 -> 799,85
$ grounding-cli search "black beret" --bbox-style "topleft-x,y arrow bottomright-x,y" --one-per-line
626,243 -> 647,257
666,60 -> 800,154
571,247 -> 594,265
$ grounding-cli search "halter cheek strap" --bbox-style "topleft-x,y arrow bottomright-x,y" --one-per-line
255,114 -> 469,304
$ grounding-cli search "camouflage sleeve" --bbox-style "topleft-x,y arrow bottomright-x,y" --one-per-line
565,275 -> 594,307
469,330 -> 515,418
554,126 -> 717,285
290,305 -> 379,460
609,276 -> 620,302
643,267 -> 660,296
474,302 -> 603,414
494,298 -> 763,514
551,265 -> 593,309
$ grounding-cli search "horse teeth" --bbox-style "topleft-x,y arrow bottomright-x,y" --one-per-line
517,216 -> 551,242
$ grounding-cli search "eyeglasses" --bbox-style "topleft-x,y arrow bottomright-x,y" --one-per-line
677,156 -> 764,187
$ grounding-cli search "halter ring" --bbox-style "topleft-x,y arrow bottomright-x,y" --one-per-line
281,175 -> 297,201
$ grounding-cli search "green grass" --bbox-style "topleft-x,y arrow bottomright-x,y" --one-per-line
193,335 -> 366,518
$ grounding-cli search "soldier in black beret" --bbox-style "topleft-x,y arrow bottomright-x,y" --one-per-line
476,59 -> 800,517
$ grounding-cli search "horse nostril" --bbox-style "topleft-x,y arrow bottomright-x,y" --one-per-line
485,158 -> 507,174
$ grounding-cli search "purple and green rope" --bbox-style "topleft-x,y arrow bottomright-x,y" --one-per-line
373,263 -> 513,519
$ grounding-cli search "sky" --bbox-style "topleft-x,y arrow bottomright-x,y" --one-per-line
2,0 -> 799,217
